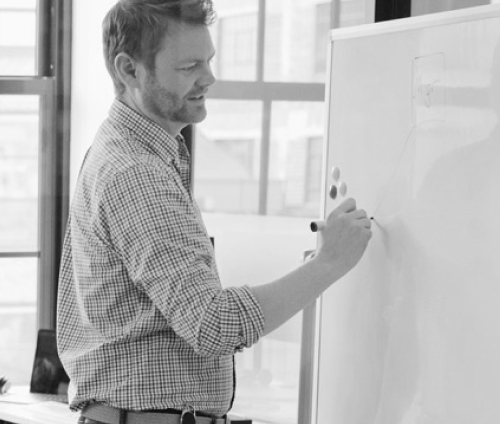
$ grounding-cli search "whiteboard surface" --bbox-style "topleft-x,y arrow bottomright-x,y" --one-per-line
317,6 -> 500,424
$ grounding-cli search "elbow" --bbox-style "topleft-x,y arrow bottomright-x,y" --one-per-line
193,317 -> 235,358
191,294 -> 243,357
172,286 -> 263,356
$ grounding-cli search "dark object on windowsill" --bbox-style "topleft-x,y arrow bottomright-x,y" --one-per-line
0,376 -> 11,394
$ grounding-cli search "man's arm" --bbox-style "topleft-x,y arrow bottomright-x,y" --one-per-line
252,198 -> 372,336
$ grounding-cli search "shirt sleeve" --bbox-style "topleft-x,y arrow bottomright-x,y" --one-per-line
97,163 -> 265,356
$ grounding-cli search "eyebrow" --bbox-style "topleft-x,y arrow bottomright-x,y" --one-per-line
179,50 -> 216,65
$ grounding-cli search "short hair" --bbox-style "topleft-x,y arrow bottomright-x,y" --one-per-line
103,0 -> 216,95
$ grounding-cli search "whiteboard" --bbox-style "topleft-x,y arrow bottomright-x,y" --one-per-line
317,5 -> 500,424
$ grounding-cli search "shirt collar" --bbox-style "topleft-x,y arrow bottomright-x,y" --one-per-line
108,99 -> 187,166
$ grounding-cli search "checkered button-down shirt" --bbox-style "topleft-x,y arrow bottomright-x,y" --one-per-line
57,100 -> 264,416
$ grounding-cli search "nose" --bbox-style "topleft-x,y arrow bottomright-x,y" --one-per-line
199,62 -> 216,88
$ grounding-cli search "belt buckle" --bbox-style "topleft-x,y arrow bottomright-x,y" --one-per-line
181,406 -> 196,424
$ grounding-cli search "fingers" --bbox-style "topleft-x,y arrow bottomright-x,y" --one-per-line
324,198 -> 373,232
360,217 -> 372,230
315,198 -> 373,273
349,208 -> 371,225
348,208 -> 368,220
328,199 -> 372,232
335,198 -> 357,214
330,199 -> 369,220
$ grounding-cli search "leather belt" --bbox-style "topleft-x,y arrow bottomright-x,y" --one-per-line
82,403 -> 230,424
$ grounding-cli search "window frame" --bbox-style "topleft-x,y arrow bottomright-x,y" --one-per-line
0,0 -> 71,330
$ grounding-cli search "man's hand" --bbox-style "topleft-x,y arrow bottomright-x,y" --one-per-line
252,198 -> 372,336
314,198 -> 372,277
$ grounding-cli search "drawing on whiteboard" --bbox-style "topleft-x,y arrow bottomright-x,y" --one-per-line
370,119 -> 442,220
368,54 -> 447,221
412,53 -> 446,125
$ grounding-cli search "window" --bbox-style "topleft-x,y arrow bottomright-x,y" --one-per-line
217,14 -> 258,80
412,0 -> 491,16
305,136 -> 323,204
315,3 -> 332,75
193,1 -> 375,424
0,0 -> 71,385
195,100 -> 262,213
0,0 -> 37,75
340,0 -> 374,26
267,101 -> 324,217
0,0 -> 40,385
0,94 -> 40,381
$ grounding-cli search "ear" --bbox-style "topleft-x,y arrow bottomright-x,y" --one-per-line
114,52 -> 141,90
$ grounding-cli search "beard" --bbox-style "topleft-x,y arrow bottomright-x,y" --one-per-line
142,73 -> 208,126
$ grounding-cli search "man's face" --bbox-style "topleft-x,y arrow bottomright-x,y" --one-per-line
136,21 -> 216,135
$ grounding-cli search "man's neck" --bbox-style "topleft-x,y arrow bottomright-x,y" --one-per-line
117,94 -> 184,138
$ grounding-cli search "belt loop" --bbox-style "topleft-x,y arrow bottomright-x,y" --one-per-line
181,406 -> 196,424
119,409 -> 127,424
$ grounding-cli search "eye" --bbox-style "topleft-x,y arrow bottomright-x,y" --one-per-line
180,64 -> 197,72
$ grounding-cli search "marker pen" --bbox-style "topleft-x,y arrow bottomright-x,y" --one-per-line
310,220 -> 325,232
310,217 -> 374,232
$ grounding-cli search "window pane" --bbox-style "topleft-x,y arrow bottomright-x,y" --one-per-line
202,213 -> 317,424
413,0 -> 491,16
210,0 -> 259,81
233,321 -> 302,424
339,0 -> 374,27
0,257 -> 37,384
314,2 -> 332,77
0,95 -> 39,252
0,1 -> 37,76
194,100 -> 262,214
264,0 -> 375,83
264,0 -> 329,83
267,102 -> 324,218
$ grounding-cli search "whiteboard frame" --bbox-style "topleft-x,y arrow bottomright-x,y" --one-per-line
329,3 -> 500,42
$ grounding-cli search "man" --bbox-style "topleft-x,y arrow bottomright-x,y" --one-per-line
57,0 -> 372,423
